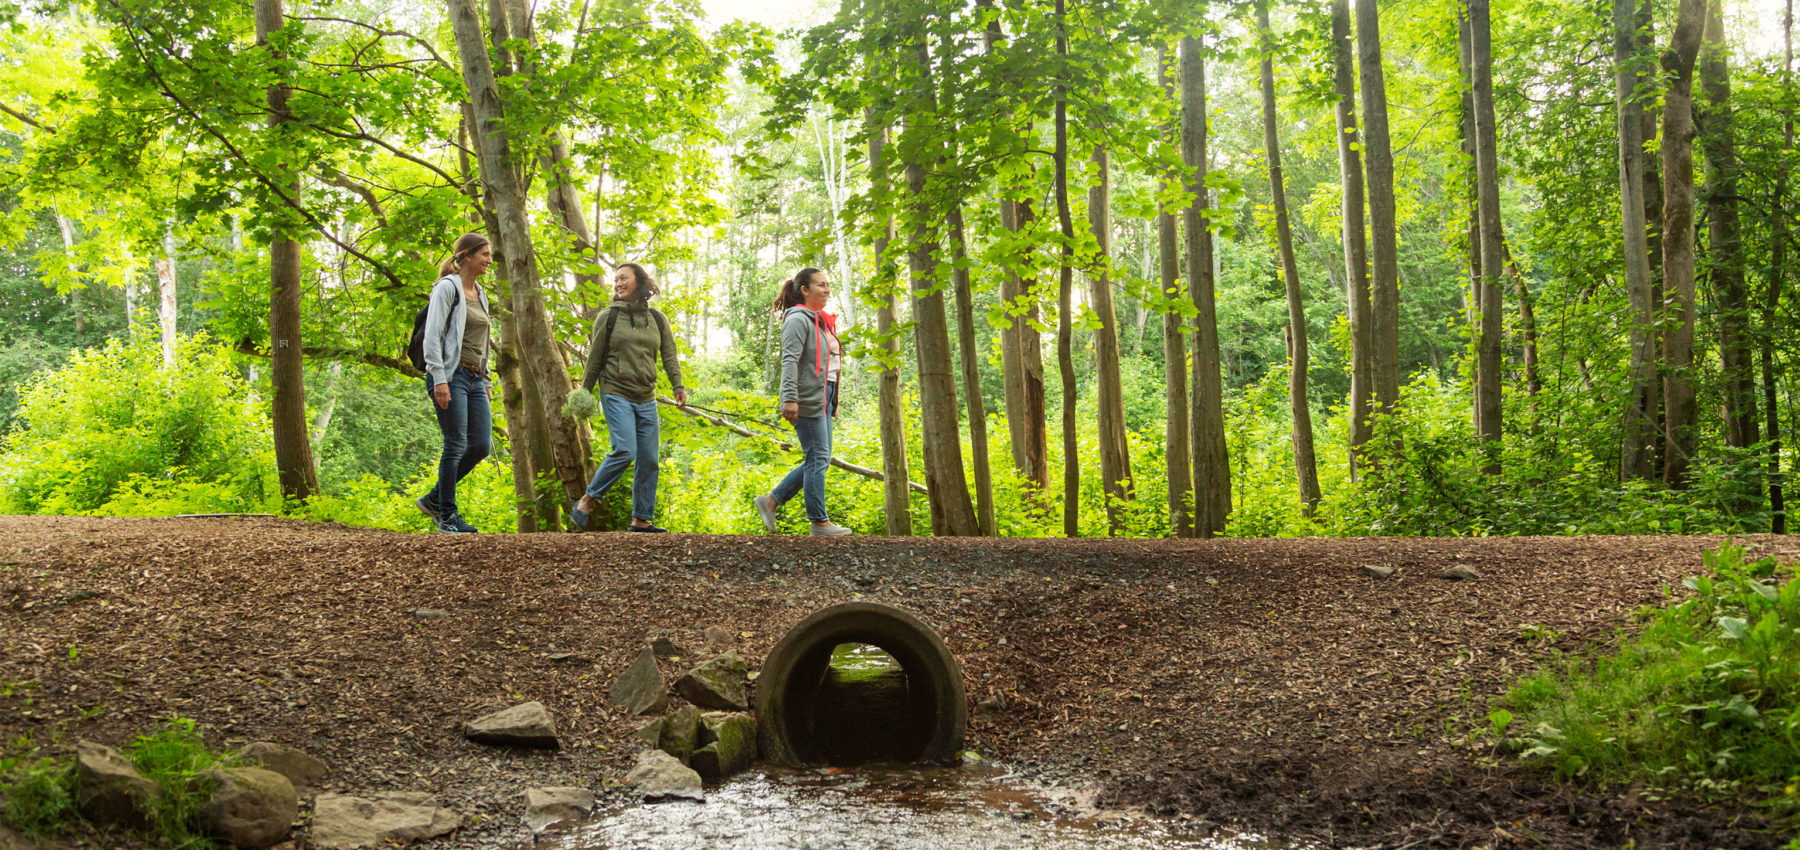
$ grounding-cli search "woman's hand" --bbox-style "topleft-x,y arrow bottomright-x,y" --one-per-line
434,382 -> 450,409
781,400 -> 798,423
676,389 -> 688,406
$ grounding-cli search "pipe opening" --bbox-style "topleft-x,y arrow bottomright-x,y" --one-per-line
787,642 -> 935,765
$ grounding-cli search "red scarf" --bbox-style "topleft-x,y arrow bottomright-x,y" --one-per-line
804,308 -> 839,377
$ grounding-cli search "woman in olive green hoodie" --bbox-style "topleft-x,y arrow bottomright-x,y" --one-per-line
570,263 -> 687,531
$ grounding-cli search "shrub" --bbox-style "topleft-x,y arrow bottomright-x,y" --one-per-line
0,747 -> 75,838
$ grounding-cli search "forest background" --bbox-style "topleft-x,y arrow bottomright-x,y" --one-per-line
0,0 -> 1793,540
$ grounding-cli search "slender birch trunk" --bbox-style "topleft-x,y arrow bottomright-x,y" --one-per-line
156,225 -> 178,369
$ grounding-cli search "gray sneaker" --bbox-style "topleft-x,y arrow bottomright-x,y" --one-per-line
808,522 -> 852,536
753,494 -> 779,534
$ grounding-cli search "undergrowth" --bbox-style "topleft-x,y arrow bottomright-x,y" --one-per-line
1497,543 -> 1800,825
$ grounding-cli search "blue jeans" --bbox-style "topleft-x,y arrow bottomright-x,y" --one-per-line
426,366 -> 492,518
772,408 -> 832,523
586,394 -> 660,522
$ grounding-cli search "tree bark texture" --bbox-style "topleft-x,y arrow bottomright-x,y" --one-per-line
1766,0 -> 1793,533
1700,0 -> 1756,458
1087,147 -> 1134,534
1056,0 -> 1080,537
1660,0 -> 1706,489
949,205 -> 996,536
1470,0 -> 1505,474
1616,0 -> 1660,482
1355,0 -> 1401,424
258,0 -> 319,502
449,0 -> 591,514
1159,48 -> 1193,538
1184,31 -> 1230,538
904,42 -> 978,537
868,116 -> 915,536
156,225 -> 178,369
1259,0 -> 1321,515
1331,0 -> 1374,477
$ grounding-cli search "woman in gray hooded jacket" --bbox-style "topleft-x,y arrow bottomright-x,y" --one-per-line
752,267 -> 851,535
416,232 -> 493,533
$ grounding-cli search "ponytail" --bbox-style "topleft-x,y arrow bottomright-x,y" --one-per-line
772,267 -> 824,312
438,232 -> 490,276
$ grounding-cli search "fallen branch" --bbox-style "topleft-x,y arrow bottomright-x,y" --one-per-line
656,394 -> 926,494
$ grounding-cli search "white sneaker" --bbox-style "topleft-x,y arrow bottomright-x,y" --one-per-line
753,494 -> 779,534
809,522 -> 852,536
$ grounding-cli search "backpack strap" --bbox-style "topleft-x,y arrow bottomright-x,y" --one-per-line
592,306 -> 622,387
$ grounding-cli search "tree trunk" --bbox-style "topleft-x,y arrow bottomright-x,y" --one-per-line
56,213 -> 82,337
1355,0 -> 1401,426
1184,30 -> 1230,538
1766,0 -> 1793,533
156,224 -> 178,369
1641,0 -> 1667,478
1616,0 -> 1659,481
449,0 -> 590,514
1087,147 -> 1134,534
1258,0 -> 1321,515
258,0 -> 319,502
1700,0 -> 1756,459
1470,0 -> 1505,474
949,205 -> 996,536
1660,0 -> 1706,489
1056,0 -> 1080,538
905,40 -> 978,537
1159,47 -> 1193,538
1502,243 -> 1541,415
1331,0 -> 1374,477
868,116 -> 914,536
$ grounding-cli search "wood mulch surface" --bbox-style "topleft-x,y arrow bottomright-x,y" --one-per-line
1,516 -> 1794,849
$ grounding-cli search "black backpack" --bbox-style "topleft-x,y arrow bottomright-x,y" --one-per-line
405,277 -> 458,373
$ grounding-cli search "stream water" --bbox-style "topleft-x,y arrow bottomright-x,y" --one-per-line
539,644 -> 1293,849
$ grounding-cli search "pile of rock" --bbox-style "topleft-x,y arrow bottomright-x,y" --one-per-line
610,641 -> 760,803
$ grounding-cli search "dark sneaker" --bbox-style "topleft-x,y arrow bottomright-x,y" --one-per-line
753,494 -> 779,534
436,513 -> 479,533
628,524 -> 669,533
415,494 -> 439,519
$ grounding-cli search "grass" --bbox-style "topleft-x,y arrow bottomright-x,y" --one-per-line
0,718 -> 238,848
1498,543 -> 1800,824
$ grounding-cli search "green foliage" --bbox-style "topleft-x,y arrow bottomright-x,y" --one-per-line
126,718 -> 234,850
0,333 -> 276,515
1500,545 -> 1800,817
0,741 -> 75,839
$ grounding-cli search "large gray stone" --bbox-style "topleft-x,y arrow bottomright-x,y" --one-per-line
462,701 -> 560,749
200,767 -> 297,849
73,741 -> 159,830
310,792 -> 461,848
610,647 -> 669,715
657,706 -> 704,763
1441,565 -> 1481,581
522,787 -> 595,834
623,750 -> 703,802
674,652 -> 749,711
236,742 -> 328,788
689,713 -> 757,781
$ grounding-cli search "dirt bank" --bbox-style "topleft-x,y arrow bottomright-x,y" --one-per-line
1,516 -> 1793,848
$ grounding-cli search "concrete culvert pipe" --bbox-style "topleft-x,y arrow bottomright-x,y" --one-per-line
755,602 -> 966,766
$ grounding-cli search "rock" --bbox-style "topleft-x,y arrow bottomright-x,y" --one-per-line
462,701 -> 560,749
1361,565 -> 1397,579
701,626 -> 733,649
689,713 -> 756,781
73,741 -> 159,830
310,792 -> 461,848
1441,565 -> 1481,581
632,718 -> 665,748
610,647 -> 669,715
236,742 -> 328,788
674,652 -> 749,711
624,750 -> 703,802
658,706 -> 704,763
651,637 -> 686,659
546,652 -> 588,664
200,767 -> 298,849
405,608 -> 448,619
523,787 -> 594,834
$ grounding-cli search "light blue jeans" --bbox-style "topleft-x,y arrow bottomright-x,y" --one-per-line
772,409 -> 832,523
585,394 -> 660,522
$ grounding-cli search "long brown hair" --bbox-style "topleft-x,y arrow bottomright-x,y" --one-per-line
438,232 -> 490,276
772,267 -> 824,312
618,262 -> 660,305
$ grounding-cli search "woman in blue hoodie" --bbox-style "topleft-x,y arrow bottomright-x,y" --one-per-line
753,267 -> 851,535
